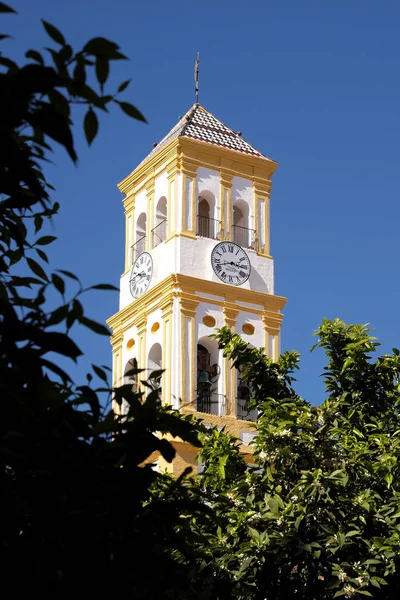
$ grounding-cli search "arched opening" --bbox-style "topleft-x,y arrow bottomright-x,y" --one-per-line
122,358 -> 138,415
153,196 -> 167,248
197,190 -> 219,239
147,342 -> 162,393
232,199 -> 252,248
134,212 -> 147,261
196,337 -> 222,415
236,346 -> 257,421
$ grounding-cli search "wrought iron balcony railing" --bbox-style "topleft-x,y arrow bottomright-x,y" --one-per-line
131,235 -> 146,263
196,215 -> 221,240
236,398 -> 257,421
196,390 -> 225,415
232,224 -> 257,250
151,219 -> 167,248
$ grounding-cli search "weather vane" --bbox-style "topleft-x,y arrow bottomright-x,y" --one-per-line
194,52 -> 200,104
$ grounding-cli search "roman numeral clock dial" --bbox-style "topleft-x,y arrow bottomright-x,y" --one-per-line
211,242 -> 251,286
129,252 -> 153,298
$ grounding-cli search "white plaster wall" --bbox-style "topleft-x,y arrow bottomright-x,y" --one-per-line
179,237 -> 274,293
119,236 -> 274,310
235,311 -> 264,349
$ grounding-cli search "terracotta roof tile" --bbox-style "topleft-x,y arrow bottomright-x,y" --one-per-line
137,104 -> 272,168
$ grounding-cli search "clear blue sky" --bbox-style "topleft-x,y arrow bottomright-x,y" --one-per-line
5,0 -> 400,404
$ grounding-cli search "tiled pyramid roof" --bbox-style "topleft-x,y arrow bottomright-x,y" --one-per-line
138,104 -> 272,168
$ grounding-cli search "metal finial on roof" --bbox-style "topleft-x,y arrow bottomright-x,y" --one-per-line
194,52 -> 200,104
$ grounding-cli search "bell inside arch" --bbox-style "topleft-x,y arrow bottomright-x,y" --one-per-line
199,370 -> 210,384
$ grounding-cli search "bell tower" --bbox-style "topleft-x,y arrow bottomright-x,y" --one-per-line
107,104 -> 286,473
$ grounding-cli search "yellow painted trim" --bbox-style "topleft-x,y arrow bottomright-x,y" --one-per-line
179,296 -> 199,407
220,170 -> 232,240
118,132 -> 278,199
107,273 -> 286,341
181,174 -> 187,234
145,178 -> 155,251
124,207 -> 134,270
166,171 -> 174,239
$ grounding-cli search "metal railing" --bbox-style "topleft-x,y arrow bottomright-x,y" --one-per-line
152,219 -> 167,248
236,398 -> 257,421
196,215 -> 221,239
196,390 -> 225,415
232,224 -> 257,250
131,235 -> 146,263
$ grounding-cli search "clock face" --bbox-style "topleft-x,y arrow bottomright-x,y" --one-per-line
211,242 -> 251,286
129,252 -> 153,298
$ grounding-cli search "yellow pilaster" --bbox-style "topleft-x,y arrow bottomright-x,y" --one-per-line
135,315 -> 147,391
167,160 -> 179,238
160,295 -> 174,405
223,304 -> 239,416
110,330 -> 123,415
254,179 -> 272,257
145,177 -> 155,251
180,156 -> 197,235
124,194 -> 135,271
262,314 -> 281,360
180,296 -> 199,407
220,170 -> 232,240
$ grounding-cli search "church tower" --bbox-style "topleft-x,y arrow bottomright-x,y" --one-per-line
107,104 -> 286,474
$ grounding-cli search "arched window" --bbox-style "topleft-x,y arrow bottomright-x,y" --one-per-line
196,338 -> 222,415
232,199 -> 251,248
236,370 -> 257,422
147,343 -> 162,393
134,212 -> 146,261
153,197 -> 167,248
122,358 -> 138,415
197,191 -> 219,239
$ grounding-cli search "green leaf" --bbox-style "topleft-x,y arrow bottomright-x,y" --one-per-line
31,103 -> 77,162
117,101 -> 147,122
157,438 -> 175,462
36,235 -> 57,246
34,215 -> 43,233
92,364 -> 109,383
41,357 -> 72,382
27,257 -> 48,281
35,248 -> 49,263
95,56 -> 109,87
90,283 -> 119,291
47,304 -> 69,326
57,269 -> 80,282
73,58 -> 86,85
41,20 -> 66,46
0,2 -> 16,13
26,49 -> 44,64
84,107 -> 99,146
36,331 -> 82,360
118,79 -> 131,93
83,36 -> 127,59
52,273 -> 65,295
80,316 -> 110,336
